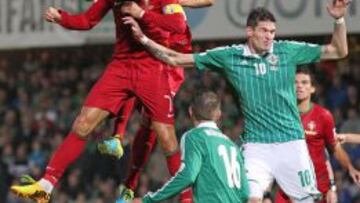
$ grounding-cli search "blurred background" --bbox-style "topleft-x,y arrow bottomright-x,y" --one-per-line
1,0 -> 360,202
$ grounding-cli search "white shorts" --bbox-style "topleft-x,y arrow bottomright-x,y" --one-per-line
243,140 -> 320,200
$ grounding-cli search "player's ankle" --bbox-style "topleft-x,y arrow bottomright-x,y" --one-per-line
38,178 -> 54,194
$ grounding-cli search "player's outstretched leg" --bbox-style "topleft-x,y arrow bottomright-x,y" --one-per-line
11,107 -> 109,202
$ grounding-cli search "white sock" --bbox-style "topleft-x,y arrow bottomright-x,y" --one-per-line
38,179 -> 54,193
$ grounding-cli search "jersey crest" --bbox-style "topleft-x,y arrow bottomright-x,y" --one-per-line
267,54 -> 279,71
305,121 -> 317,136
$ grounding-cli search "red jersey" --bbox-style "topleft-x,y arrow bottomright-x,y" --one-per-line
166,23 -> 192,92
301,103 -> 337,193
59,0 -> 186,59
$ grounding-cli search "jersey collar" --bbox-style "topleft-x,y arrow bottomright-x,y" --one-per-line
196,121 -> 219,130
243,43 -> 274,58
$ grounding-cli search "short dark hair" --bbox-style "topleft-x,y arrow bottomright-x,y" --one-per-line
190,91 -> 220,121
246,7 -> 276,28
296,66 -> 316,86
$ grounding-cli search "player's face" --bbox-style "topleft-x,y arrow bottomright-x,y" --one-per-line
247,21 -> 276,54
295,73 -> 315,101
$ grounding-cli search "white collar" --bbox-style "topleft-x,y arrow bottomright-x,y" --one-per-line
243,43 -> 274,58
196,121 -> 219,129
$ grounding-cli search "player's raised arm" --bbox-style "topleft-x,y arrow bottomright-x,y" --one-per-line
44,0 -> 112,30
123,17 -> 195,67
179,0 -> 214,8
321,0 -> 350,60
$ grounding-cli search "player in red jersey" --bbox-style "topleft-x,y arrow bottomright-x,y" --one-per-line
96,1 -> 214,201
275,67 -> 360,203
10,1 -> 192,202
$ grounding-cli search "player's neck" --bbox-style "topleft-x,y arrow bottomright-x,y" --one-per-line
298,100 -> 313,114
247,42 -> 267,56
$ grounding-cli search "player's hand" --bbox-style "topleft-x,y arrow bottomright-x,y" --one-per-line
121,1 -> 144,19
336,134 -> 348,144
326,189 -> 338,203
348,167 -> 360,187
327,0 -> 351,19
44,7 -> 62,23
123,16 -> 145,41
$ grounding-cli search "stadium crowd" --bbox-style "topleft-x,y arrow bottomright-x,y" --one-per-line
1,35 -> 360,202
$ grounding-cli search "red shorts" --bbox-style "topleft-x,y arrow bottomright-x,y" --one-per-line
113,65 -> 184,135
167,66 -> 184,95
84,58 -> 174,124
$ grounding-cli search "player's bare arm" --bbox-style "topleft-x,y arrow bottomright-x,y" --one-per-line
321,0 -> 350,60
123,17 -> 195,67
179,0 -> 214,8
325,159 -> 338,203
337,133 -> 360,144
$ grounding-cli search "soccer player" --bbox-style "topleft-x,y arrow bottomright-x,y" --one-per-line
337,133 -> 360,144
134,91 -> 249,203
124,0 -> 351,202
274,68 -> 360,203
96,0 -> 214,200
10,0 -> 191,202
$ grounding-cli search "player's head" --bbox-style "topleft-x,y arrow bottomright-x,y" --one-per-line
246,7 -> 276,54
295,67 -> 316,102
189,91 -> 221,123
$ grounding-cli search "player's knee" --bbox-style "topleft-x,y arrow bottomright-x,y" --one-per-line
159,137 -> 178,153
72,116 -> 93,139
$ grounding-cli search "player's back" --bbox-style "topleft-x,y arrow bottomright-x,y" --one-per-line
187,126 -> 248,203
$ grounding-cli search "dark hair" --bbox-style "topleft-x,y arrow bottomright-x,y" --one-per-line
296,66 -> 316,86
246,7 -> 276,28
190,91 -> 220,121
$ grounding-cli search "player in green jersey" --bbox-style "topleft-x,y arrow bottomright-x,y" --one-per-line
133,91 -> 248,203
123,0 -> 350,202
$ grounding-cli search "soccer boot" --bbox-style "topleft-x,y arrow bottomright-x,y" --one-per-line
97,136 -> 124,159
11,180 -> 50,203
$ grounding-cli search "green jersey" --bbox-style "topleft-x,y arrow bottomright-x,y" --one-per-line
194,41 -> 321,143
142,122 -> 249,203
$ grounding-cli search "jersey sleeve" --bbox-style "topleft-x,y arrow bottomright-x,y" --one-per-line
142,133 -> 203,203
59,0 -> 111,30
194,47 -> 230,71
322,110 -> 337,152
282,41 -> 322,65
140,1 -> 186,34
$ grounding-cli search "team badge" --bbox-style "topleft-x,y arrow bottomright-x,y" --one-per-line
267,54 -> 278,71
305,121 -> 317,136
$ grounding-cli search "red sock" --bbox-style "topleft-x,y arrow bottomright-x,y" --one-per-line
166,151 -> 193,203
125,126 -> 157,190
113,99 -> 136,139
43,132 -> 86,185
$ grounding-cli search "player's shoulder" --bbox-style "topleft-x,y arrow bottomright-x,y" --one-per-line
203,44 -> 245,55
185,127 -> 228,141
275,40 -> 319,48
313,103 -> 333,119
